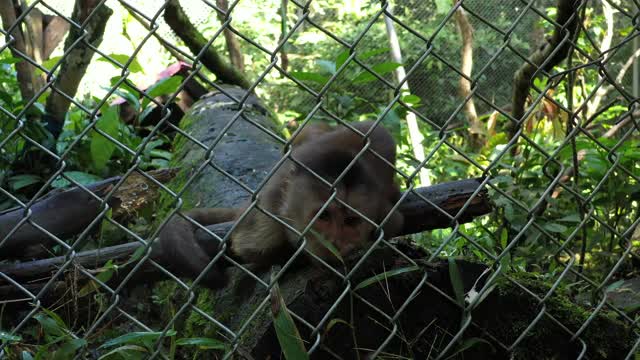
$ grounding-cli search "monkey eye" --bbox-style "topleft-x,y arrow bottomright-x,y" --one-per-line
318,210 -> 331,221
344,216 -> 361,226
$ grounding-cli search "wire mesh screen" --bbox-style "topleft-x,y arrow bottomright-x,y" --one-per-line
0,0 -> 639,359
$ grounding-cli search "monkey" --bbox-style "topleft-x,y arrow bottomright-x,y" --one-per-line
288,121 -> 332,148
154,120 -> 404,285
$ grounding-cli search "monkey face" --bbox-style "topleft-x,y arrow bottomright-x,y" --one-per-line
283,177 -> 381,263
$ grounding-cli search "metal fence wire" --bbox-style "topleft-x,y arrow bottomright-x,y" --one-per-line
1,0 -> 639,359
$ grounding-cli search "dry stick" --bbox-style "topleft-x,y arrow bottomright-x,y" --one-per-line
124,6 -> 211,88
163,0 -> 250,88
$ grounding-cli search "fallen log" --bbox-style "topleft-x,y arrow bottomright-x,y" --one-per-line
0,178 -> 489,282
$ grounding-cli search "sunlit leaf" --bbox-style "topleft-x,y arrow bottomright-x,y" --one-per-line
323,318 -> 352,337
52,338 -> 87,360
444,337 -> 495,359
335,50 -> 350,69
542,222 -> 567,233
141,76 -> 183,109
8,174 -> 41,190
352,62 -> 402,84
448,258 -> 465,306
0,331 -> 21,342
51,171 -> 103,189
271,282 -> 309,360
99,330 -> 177,349
316,59 -> 336,75
358,48 -> 390,60
99,54 -> 143,73
0,56 -> 22,64
310,229 -> 343,264
355,265 -> 420,291
42,56 -> 62,71
90,106 -> 120,171
290,71 -> 330,85
97,344 -> 147,360
176,337 -> 226,350
556,214 -> 581,223
34,313 -> 66,339
401,94 -> 421,106
78,263 -> 115,297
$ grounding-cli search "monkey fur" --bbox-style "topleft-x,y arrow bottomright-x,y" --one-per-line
155,121 -> 404,286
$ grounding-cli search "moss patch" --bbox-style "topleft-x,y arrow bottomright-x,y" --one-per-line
474,272 -> 635,359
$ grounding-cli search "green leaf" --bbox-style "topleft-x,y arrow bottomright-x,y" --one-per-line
51,171 -> 103,189
99,330 -> 177,349
372,61 -> 403,74
556,214 -> 581,223
323,318 -> 352,337
500,228 -> 508,249
52,338 -> 86,360
358,48 -> 390,60
315,59 -> 336,75
78,265 -> 115,297
41,309 -> 70,332
148,158 -> 170,169
434,0 -> 450,14
21,351 -> 34,360
605,280 -> 625,293
444,337 -> 495,359
126,245 -> 146,265
355,265 -> 420,290
0,331 -> 21,342
150,149 -> 172,160
271,282 -> 309,360
141,76 -> 183,109
310,229 -> 343,264
112,88 -> 141,112
139,103 -> 156,122
448,258 -> 465,306
175,337 -> 226,350
352,62 -> 402,84
335,50 -> 350,69
110,76 -> 140,98
352,71 -> 376,84
99,54 -> 143,73
42,56 -> 62,71
401,94 -> 421,106
97,344 -> 147,360
91,106 -> 120,171
33,313 -> 66,339
0,56 -> 22,64
290,71 -> 330,85
542,222 -> 567,233
8,174 -> 41,190
556,139 -> 594,161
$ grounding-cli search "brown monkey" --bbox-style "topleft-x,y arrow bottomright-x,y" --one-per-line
288,121 -> 332,148
155,121 -> 404,283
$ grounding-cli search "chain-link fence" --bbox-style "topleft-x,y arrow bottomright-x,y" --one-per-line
1,0 -> 639,359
